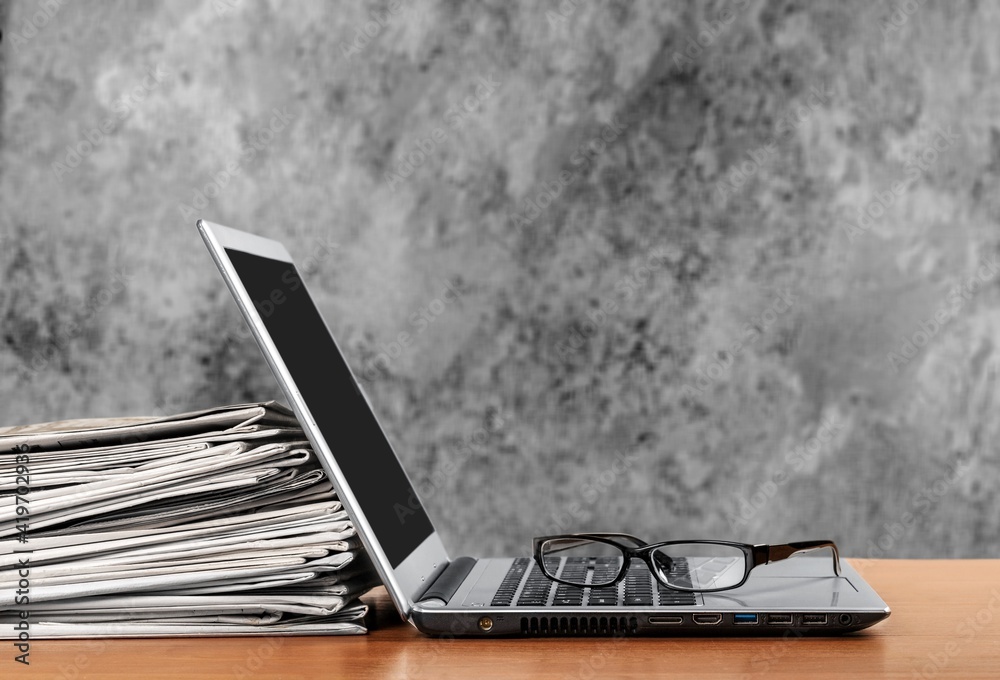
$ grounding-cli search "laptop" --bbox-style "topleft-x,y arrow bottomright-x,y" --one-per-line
197,220 -> 890,636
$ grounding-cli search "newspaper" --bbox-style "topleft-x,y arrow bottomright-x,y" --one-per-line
0,402 -> 377,637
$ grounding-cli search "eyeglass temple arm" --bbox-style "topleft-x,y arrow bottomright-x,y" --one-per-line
753,540 -> 841,576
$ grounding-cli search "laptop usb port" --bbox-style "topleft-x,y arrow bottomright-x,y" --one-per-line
766,613 -> 793,625
802,614 -> 827,625
693,614 -> 722,625
648,616 -> 683,625
733,613 -> 758,625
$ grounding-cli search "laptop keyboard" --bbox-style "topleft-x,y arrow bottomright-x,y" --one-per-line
492,557 -> 697,607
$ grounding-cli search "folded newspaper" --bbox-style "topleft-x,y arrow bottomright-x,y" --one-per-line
0,402 -> 379,637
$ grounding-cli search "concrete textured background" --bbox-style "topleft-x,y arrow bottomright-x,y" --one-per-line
1,0 -> 998,560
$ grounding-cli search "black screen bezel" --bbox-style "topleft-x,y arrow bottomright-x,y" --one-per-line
224,247 -> 435,567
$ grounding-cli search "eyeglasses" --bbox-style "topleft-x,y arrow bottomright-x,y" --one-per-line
533,533 -> 841,592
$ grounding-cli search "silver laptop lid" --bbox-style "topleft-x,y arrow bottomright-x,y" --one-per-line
197,220 -> 450,620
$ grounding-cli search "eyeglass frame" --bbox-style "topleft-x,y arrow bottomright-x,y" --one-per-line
532,532 -> 842,593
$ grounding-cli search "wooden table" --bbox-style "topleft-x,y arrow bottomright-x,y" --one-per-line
7,560 -> 999,679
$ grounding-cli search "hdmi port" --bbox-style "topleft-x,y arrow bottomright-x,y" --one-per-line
693,614 -> 722,625
648,616 -> 683,625
766,613 -> 793,625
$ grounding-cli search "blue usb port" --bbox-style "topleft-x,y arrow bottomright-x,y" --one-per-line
733,613 -> 758,625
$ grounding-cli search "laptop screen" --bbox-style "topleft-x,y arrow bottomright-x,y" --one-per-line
225,248 -> 434,567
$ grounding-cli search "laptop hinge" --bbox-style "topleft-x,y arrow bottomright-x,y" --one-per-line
415,556 -> 477,604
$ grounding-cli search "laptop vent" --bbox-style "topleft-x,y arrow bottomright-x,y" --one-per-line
519,616 -> 638,636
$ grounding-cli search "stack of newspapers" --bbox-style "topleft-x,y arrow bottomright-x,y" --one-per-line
0,402 -> 378,637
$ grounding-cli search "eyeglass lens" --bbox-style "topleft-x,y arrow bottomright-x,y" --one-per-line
541,539 -> 748,591
539,538 -> 624,586
651,543 -> 746,590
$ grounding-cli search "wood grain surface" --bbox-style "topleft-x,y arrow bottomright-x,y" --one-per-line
7,559 -> 999,679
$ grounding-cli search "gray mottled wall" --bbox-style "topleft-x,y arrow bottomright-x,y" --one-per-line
1,0 -> 998,559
